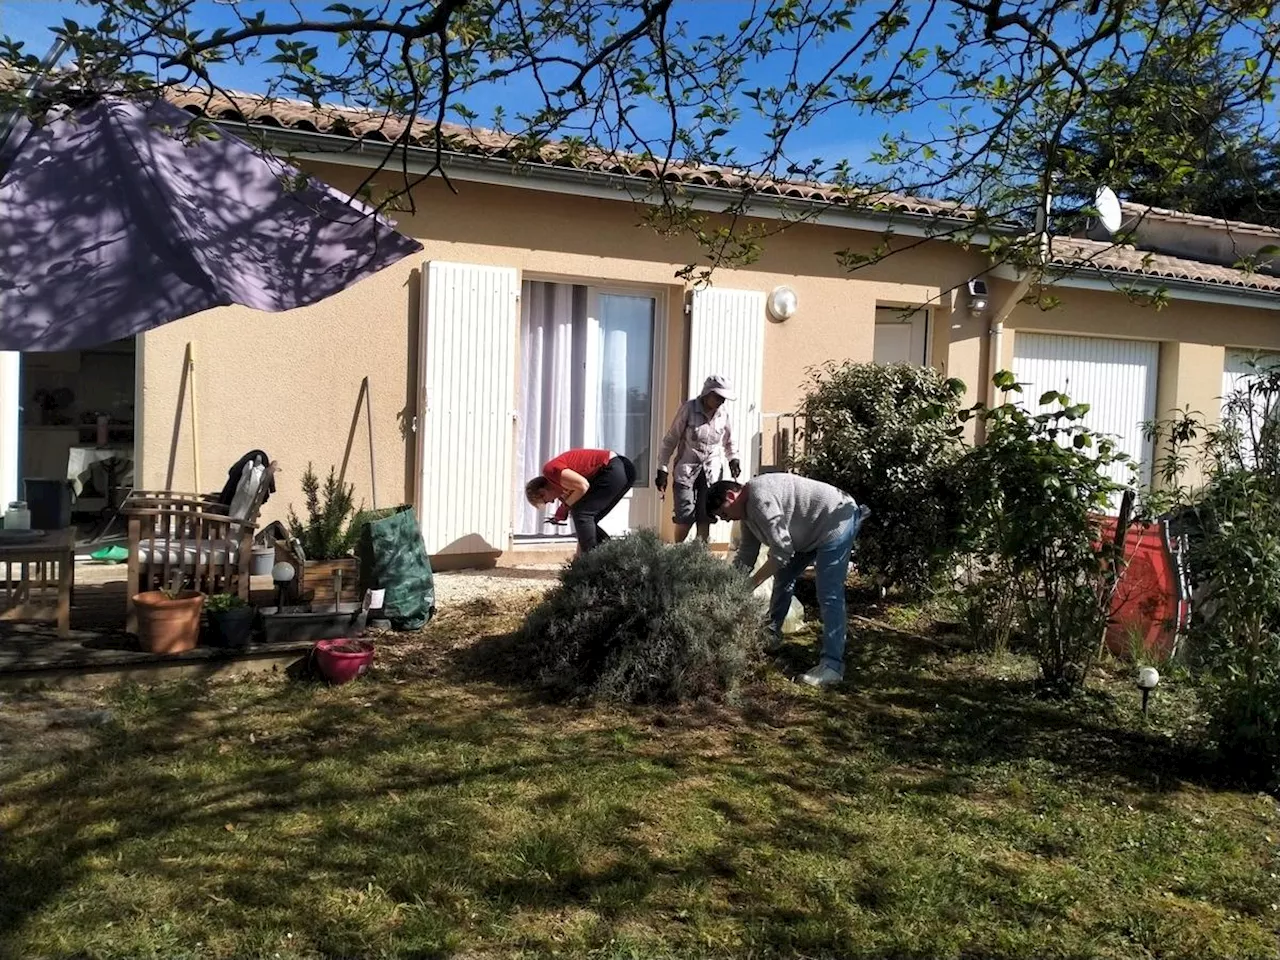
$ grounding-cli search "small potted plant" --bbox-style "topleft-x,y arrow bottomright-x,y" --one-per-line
133,578 -> 205,654
205,593 -> 256,648
284,463 -> 361,607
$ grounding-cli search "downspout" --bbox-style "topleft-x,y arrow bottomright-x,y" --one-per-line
984,187 -> 1051,412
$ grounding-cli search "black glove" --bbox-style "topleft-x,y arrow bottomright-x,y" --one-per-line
729,459 -> 741,479
655,469 -> 668,493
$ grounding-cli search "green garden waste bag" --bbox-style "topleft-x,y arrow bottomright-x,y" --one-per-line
358,506 -> 435,631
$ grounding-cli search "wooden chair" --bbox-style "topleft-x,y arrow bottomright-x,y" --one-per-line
124,461 -> 278,634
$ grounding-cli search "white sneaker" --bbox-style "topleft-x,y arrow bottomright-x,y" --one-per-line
797,664 -> 844,688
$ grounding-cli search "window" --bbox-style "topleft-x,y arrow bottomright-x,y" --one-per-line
516,280 -> 656,537
873,305 -> 929,365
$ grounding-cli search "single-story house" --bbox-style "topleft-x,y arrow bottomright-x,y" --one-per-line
5,87 -> 1279,568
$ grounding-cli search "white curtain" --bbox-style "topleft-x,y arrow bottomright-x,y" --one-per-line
515,281 -> 583,535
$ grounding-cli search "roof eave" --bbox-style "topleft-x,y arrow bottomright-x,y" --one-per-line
225,120 -> 1009,245
991,261 -> 1280,310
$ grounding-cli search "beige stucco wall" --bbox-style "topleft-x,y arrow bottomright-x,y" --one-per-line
138,161 -> 985,556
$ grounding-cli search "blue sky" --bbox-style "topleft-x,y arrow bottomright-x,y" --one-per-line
0,0 -> 961,169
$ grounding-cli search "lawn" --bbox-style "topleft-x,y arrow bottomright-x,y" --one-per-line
1,588 -> 1278,960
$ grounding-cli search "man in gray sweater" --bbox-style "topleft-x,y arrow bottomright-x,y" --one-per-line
706,473 -> 869,688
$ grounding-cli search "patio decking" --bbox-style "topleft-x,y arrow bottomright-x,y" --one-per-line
0,564 -> 311,689
0,560 -> 561,689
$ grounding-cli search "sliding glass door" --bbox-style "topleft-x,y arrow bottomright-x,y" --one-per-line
516,280 -> 659,538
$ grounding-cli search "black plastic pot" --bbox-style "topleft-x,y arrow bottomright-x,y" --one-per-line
205,606 -> 257,648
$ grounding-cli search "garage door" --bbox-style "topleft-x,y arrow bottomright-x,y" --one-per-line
1011,333 -> 1159,493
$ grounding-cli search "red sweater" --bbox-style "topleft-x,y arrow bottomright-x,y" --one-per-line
543,448 -> 613,487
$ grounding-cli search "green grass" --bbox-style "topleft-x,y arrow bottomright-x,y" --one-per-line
1,592 -> 1278,959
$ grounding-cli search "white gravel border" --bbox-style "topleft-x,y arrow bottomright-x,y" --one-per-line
431,568 -> 558,605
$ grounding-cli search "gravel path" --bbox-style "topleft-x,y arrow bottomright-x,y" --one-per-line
431,567 -> 559,605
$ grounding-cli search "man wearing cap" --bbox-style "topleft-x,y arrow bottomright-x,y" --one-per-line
655,374 -> 740,543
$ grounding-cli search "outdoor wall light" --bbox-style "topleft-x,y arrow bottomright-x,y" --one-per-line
1137,666 -> 1160,715
966,278 -> 989,315
767,285 -> 798,322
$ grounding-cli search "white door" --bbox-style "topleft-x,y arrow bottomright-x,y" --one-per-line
1011,332 -> 1159,496
873,306 -> 928,364
689,287 -> 765,544
418,261 -> 519,555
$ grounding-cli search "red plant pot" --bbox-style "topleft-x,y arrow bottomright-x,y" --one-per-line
314,638 -> 374,684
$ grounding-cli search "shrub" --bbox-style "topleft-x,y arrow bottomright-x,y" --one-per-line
287,463 -> 358,561
1150,362 -> 1280,783
794,360 -> 969,592
955,374 -> 1133,694
518,531 -> 764,704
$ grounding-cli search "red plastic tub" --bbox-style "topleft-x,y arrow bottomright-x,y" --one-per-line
314,638 -> 374,684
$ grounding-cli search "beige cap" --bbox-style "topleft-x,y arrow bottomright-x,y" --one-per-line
700,374 -> 736,401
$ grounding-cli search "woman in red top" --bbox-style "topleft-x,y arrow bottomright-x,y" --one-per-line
524,448 -> 637,553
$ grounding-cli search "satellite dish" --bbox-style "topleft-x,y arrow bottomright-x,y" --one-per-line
1095,186 -> 1123,235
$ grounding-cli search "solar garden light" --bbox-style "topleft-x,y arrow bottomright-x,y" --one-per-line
1137,666 -> 1160,716
272,561 -> 296,610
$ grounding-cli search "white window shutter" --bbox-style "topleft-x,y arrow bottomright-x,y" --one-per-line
689,287 -> 765,544
418,261 -> 519,555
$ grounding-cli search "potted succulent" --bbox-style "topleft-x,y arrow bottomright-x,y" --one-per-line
133,581 -> 205,654
205,592 -> 256,648
284,463 -> 361,607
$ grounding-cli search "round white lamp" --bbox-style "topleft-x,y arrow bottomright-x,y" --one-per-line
1137,666 -> 1160,715
766,285 -> 798,322
272,561 -> 296,609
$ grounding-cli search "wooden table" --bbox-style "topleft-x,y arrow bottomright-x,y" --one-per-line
0,529 -> 75,638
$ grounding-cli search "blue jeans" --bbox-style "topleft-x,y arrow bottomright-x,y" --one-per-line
768,502 -> 867,674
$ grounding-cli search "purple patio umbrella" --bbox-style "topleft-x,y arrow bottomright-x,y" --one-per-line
0,94 -> 423,351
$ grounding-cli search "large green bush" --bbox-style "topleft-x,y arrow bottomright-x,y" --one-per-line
1152,360 -> 1280,783
519,531 -> 764,704
795,360 -> 969,592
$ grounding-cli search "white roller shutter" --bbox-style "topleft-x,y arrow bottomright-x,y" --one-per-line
1011,332 -> 1159,493
418,261 -> 519,555
689,287 -> 765,544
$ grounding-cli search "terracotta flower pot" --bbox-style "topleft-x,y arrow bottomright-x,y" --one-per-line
133,591 -> 205,654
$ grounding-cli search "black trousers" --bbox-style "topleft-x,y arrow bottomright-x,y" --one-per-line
571,456 -> 637,552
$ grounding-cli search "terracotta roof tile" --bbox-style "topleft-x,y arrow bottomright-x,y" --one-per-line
1049,237 -> 1280,293
1119,201 -> 1280,239
161,86 -> 970,220
9,63 -> 1280,297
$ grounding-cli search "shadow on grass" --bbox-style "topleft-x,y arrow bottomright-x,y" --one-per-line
0,671 -> 900,959
0,604 -> 1248,959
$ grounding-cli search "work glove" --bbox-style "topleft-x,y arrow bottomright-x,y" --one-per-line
729,459 -> 741,479
655,468 -> 668,493
552,501 -> 570,524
